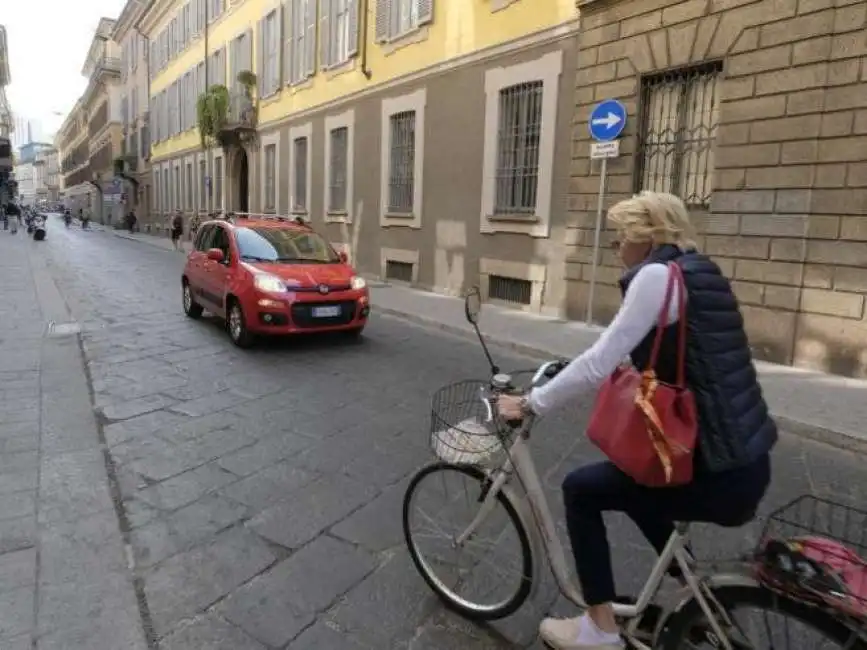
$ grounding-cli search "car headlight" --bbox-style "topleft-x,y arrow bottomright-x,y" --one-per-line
254,274 -> 287,293
350,276 -> 367,290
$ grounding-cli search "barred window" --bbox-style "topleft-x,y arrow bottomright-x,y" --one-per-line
293,137 -> 308,211
214,157 -> 223,210
264,143 -> 276,212
199,159 -> 206,208
185,162 -> 193,210
329,127 -> 348,212
636,63 -> 722,207
388,110 -> 416,213
494,81 -> 542,215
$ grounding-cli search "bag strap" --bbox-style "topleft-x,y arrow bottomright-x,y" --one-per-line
646,262 -> 688,387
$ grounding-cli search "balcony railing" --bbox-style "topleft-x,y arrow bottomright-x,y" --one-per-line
223,92 -> 257,132
95,56 -> 121,75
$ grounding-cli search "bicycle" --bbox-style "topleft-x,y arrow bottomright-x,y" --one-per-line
402,287 -> 867,650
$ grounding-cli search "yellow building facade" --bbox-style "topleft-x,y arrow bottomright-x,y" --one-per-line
143,0 -> 580,312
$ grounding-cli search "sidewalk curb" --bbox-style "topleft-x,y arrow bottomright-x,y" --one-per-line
376,306 -> 867,456
114,231 -> 191,252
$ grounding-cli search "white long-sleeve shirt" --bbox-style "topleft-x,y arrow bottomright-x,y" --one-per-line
529,263 -> 685,415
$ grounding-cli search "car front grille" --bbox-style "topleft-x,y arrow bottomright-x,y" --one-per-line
290,300 -> 357,328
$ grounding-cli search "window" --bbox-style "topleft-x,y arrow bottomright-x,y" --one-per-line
186,162 -> 193,209
195,224 -> 215,251
387,111 -> 415,213
287,0 -> 315,85
328,127 -> 348,212
211,226 -> 230,260
320,0 -> 358,69
214,156 -> 223,209
209,0 -> 224,23
199,159 -> 207,208
162,167 -> 169,212
375,0 -> 432,42
153,171 -> 160,215
231,31 -> 253,94
494,81 -> 542,215
292,136 -> 308,211
173,166 -> 181,210
235,227 -> 340,263
636,63 -> 722,207
261,9 -> 281,95
481,51 -> 562,238
264,143 -> 276,212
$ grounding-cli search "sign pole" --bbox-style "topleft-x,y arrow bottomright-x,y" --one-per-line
585,98 -> 626,328
586,157 -> 607,326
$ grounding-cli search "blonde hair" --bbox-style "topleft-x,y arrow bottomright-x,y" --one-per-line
607,191 -> 696,249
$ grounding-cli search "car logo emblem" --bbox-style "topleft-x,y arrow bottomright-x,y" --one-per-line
318,284 -> 329,294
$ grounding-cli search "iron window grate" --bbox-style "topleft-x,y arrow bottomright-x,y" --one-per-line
385,260 -> 414,284
388,110 -> 416,213
488,275 -> 532,305
494,81 -> 543,215
329,127 -> 348,212
635,62 -> 722,208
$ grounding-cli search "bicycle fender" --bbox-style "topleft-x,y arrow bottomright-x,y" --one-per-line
500,484 -> 544,603
653,573 -> 760,647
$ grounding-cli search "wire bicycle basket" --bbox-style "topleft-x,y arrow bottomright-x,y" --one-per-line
754,495 -> 867,625
429,380 -> 513,467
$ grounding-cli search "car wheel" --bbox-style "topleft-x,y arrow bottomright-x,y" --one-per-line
227,300 -> 254,348
182,282 -> 203,319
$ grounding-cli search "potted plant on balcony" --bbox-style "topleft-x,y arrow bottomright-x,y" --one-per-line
197,84 -> 230,149
237,70 -> 257,100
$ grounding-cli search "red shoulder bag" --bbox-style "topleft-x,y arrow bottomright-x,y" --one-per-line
586,262 -> 698,487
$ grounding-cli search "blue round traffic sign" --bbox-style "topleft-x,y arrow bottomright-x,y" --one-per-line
588,99 -> 627,142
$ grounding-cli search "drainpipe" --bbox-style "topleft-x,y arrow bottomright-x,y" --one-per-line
360,0 -> 372,79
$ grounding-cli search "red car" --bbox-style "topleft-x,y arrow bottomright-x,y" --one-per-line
181,216 -> 370,347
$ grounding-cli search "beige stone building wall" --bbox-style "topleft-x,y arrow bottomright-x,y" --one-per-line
568,0 -> 867,376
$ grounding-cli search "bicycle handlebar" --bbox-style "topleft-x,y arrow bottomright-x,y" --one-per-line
478,358 -> 569,431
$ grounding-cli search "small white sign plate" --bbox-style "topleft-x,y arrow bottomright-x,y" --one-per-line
590,140 -> 620,160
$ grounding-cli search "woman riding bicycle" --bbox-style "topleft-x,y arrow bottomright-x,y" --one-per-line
498,191 -> 777,650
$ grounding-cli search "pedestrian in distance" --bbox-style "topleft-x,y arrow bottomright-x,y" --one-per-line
497,190 -> 776,650
171,210 -> 184,251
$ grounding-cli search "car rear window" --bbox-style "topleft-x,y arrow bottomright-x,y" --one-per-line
235,227 -> 340,264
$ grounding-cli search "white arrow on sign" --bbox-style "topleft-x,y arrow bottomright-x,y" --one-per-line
591,112 -> 622,129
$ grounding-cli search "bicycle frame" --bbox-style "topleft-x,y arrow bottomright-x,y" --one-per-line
455,428 -> 735,650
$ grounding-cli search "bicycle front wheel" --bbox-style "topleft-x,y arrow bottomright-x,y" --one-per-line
658,584 -> 866,650
402,462 -> 533,621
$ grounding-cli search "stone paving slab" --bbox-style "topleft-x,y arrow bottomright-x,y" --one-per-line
25,223 -> 867,650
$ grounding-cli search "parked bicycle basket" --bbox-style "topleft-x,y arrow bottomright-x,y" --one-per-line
430,380 -> 513,467
754,495 -> 867,622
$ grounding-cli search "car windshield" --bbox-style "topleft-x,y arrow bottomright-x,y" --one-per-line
235,227 -> 340,263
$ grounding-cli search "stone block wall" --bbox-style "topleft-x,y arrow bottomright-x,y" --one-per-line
568,0 -> 867,376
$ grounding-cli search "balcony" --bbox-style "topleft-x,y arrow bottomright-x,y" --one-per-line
88,103 -> 109,138
217,92 -> 257,148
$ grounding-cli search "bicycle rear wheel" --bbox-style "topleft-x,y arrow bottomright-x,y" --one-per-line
402,461 -> 533,621
657,584 -> 866,650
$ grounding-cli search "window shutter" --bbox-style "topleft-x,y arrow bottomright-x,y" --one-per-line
220,48 -> 227,85
348,0 -> 359,57
416,0 -> 433,26
190,67 -> 197,129
304,0 -> 316,76
319,0 -> 331,70
277,4 -> 285,89
375,0 -> 390,42
283,0 -> 297,86
257,19 -> 265,97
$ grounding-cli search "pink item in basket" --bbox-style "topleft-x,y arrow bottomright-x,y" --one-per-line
797,536 -> 867,617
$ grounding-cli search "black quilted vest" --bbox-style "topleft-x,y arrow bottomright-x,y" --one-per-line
619,245 -> 777,473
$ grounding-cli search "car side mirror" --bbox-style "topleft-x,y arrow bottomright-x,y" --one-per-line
338,251 -> 348,263
206,248 -> 224,263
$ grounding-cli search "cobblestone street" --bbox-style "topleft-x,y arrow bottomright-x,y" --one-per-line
1,219 -> 866,649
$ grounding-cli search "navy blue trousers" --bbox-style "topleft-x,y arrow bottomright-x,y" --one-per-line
562,454 -> 771,605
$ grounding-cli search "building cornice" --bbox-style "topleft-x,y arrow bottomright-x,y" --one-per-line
114,0 -> 148,42
136,0 -> 175,36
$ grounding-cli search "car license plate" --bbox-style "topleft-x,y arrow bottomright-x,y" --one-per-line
312,305 -> 341,318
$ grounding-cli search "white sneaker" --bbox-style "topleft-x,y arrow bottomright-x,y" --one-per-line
539,615 -> 623,650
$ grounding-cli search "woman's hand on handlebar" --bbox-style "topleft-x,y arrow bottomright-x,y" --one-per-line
496,394 -> 526,421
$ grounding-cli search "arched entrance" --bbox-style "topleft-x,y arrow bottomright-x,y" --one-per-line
231,147 -> 249,214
